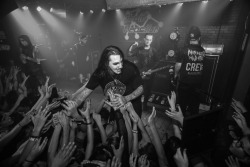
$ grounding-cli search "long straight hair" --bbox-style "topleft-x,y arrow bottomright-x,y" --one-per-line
94,46 -> 124,78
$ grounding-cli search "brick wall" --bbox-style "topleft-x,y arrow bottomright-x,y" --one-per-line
173,0 -> 249,102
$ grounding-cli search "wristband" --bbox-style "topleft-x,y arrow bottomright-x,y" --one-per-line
29,136 -> 39,142
132,130 -> 138,134
85,121 -> 92,125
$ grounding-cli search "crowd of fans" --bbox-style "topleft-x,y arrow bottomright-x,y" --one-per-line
0,61 -> 250,167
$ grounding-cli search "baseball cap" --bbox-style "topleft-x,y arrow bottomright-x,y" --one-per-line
188,26 -> 201,41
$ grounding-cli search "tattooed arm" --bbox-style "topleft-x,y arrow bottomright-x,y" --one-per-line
125,85 -> 143,102
73,87 -> 93,106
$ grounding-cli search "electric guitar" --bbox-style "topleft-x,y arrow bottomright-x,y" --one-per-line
141,65 -> 170,79
20,44 -> 47,64
20,54 -> 46,64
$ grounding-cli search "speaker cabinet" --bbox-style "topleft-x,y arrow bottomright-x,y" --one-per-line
201,55 -> 220,104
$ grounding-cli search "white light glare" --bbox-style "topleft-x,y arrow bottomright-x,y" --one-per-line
116,9 -> 120,12
37,6 -> 42,11
202,0 -> 208,3
80,11 -> 83,14
50,8 -> 53,12
178,3 -> 183,6
22,6 -> 28,10
102,9 -> 106,12
90,10 -> 94,14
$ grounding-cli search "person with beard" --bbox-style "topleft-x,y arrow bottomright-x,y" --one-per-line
72,45 -> 143,116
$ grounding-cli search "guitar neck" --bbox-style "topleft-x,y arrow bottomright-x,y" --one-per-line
151,66 -> 168,73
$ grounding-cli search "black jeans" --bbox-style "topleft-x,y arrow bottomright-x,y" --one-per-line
177,82 -> 201,116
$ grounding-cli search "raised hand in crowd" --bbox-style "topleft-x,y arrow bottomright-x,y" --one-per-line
111,136 -> 124,162
12,66 -> 20,90
45,84 -> 56,99
78,98 -> 91,119
18,82 -> 28,99
232,98 -> 248,113
69,119 -> 77,129
106,120 -> 117,138
19,112 -> 32,127
165,105 -> 184,126
129,109 -> 139,125
93,112 -> 102,124
0,113 -> 31,151
44,101 -> 60,114
148,107 -> 168,167
61,100 -> 78,118
138,154 -> 150,167
106,156 -> 122,167
232,110 -> 250,135
105,90 -> 119,110
21,72 -> 30,87
173,148 -> 188,167
51,142 -> 76,167
38,85 -> 45,97
57,111 -> 69,128
93,111 -> 108,143
113,93 -> 127,109
79,98 -> 94,160
225,156 -> 241,167
69,119 -> 77,143
44,76 -> 56,99
23,137 -> 48,166
129,107 -> 139,154
148,106 -> 156,126
52,112 -> 60,127
31,106 -> 51,136
13,66 -> 20,78
129,153 -> 138,167
167,91 -> 177,111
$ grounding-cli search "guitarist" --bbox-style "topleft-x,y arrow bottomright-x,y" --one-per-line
18,35 -> 45,88
128,33 -> 159,109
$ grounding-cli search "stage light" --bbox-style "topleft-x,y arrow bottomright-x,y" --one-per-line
116,9 -> 120,12
202,0 -> 208,3
37,6 -> 42,11
102,9 -> 106,12
50,8 -> 53,12
178,3 -> 183,6
158,5 -> 161,8
90,10 -> 94,14
22,6 -> 28,10
80,11 -> 83,15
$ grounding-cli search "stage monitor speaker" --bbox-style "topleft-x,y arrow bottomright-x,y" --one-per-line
182,106 -> 223,155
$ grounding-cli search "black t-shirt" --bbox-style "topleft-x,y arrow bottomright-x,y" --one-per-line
130,46 -> 158,72
176,44 -> 205,85
86,60 -> 142,96
86,60 -> 143,115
